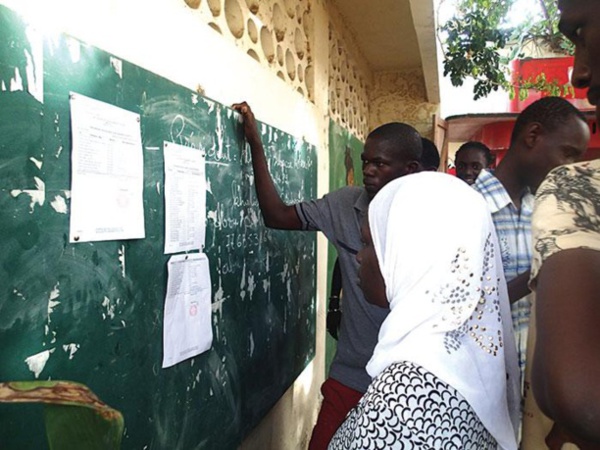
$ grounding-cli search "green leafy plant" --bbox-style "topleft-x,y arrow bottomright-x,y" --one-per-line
0,381 -> 124,450
439,0 -> 574,99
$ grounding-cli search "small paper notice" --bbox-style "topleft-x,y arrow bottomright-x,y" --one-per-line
164,142 -> 206,254
162,253 -> 212,368
69,92 -> 145,243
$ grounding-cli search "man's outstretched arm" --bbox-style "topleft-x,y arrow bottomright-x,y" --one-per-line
232,102 -> 302,230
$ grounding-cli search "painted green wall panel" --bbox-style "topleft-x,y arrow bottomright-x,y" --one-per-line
325,120 -> 364,373
0,6 -> 317,449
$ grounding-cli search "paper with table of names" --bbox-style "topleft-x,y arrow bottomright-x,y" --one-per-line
163,141 -> 206,254
162,253 -> 213,368
68,92 -> 145,243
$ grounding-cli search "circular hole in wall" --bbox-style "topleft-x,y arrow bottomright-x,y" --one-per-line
245,0 -> 259,14
284,0 -> 295,18
208,22 -> 222,33
305,64 -> 314,99
247,49 -> 260,62
333,59 -> 339,73
184,0 -> 201,9
207,0 -> 221,16
247,19 -> 258,43
260,27 -> 275,63
352,96 -> 358,110
297,64 -> 304,82
303,11 -> 310,36
273,3 -> 286,42
294,28 -> 306,60
276,45 -> 284,66
225,0 -> 245,38
285,49 -> 296,80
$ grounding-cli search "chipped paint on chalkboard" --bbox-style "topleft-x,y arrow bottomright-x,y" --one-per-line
29,156 -> 42,169
47,283 -> 60,321
50,194 -> 68,214
62,343 -> 80,360
110,56 -> 122,79
101,296 -> 116,320
118,245 -> 126,277
10,176 -> 45,212
24,348 -> 55,379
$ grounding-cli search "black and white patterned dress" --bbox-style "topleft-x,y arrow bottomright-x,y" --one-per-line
328,361 -> 497,450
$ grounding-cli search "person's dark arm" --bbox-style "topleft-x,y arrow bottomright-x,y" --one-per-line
533,248 -> 600,444
507,270 -> 531,304
232,102 -> 302,230
545,422 -> 600,450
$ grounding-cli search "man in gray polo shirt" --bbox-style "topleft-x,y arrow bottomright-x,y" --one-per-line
233,102 -> 422,450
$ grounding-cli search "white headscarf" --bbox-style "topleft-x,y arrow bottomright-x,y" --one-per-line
366,172 -> 520,450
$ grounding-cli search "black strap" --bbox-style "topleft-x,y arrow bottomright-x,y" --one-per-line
327,257 -> 343,340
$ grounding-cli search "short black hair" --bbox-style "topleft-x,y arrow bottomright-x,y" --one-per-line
456,141 -> 494,166
367,122 -> 422,161
510,96 -> 587,147
421,137 -> 440,170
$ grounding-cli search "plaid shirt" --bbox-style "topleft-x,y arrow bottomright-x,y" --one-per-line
473,169 -> 533,394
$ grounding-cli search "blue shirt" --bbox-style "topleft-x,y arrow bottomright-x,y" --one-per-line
473,169 -> 533,391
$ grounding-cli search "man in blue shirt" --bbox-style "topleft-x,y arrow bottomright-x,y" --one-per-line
472,96 -> 590,424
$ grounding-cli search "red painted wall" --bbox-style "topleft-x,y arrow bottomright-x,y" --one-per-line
510,57 -> 595,113
465,57 -> 599,164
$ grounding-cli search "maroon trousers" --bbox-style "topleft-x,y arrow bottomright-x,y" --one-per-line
308,377 -> 364,450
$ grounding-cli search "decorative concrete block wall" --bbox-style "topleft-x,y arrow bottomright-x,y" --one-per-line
186,0 -> 314,99
369,69 -> 439,139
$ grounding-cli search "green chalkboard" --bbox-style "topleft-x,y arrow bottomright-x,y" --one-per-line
325,120 -> 364,373
0,5 -> 317,449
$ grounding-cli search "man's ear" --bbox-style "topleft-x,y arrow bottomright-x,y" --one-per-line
523,122 -> 543,149
407,160 -> 421,174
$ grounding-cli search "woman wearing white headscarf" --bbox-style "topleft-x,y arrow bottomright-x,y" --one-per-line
329,172 -> 520,450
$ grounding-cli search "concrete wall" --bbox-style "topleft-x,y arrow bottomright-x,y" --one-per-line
369,69 -> 440,139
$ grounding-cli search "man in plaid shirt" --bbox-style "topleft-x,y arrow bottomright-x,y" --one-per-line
472,96 -> 589,414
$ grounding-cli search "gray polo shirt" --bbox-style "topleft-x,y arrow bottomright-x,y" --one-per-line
296,186 -> 389,393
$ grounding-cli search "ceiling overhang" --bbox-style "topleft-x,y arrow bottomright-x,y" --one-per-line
329,0 -> 440,103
